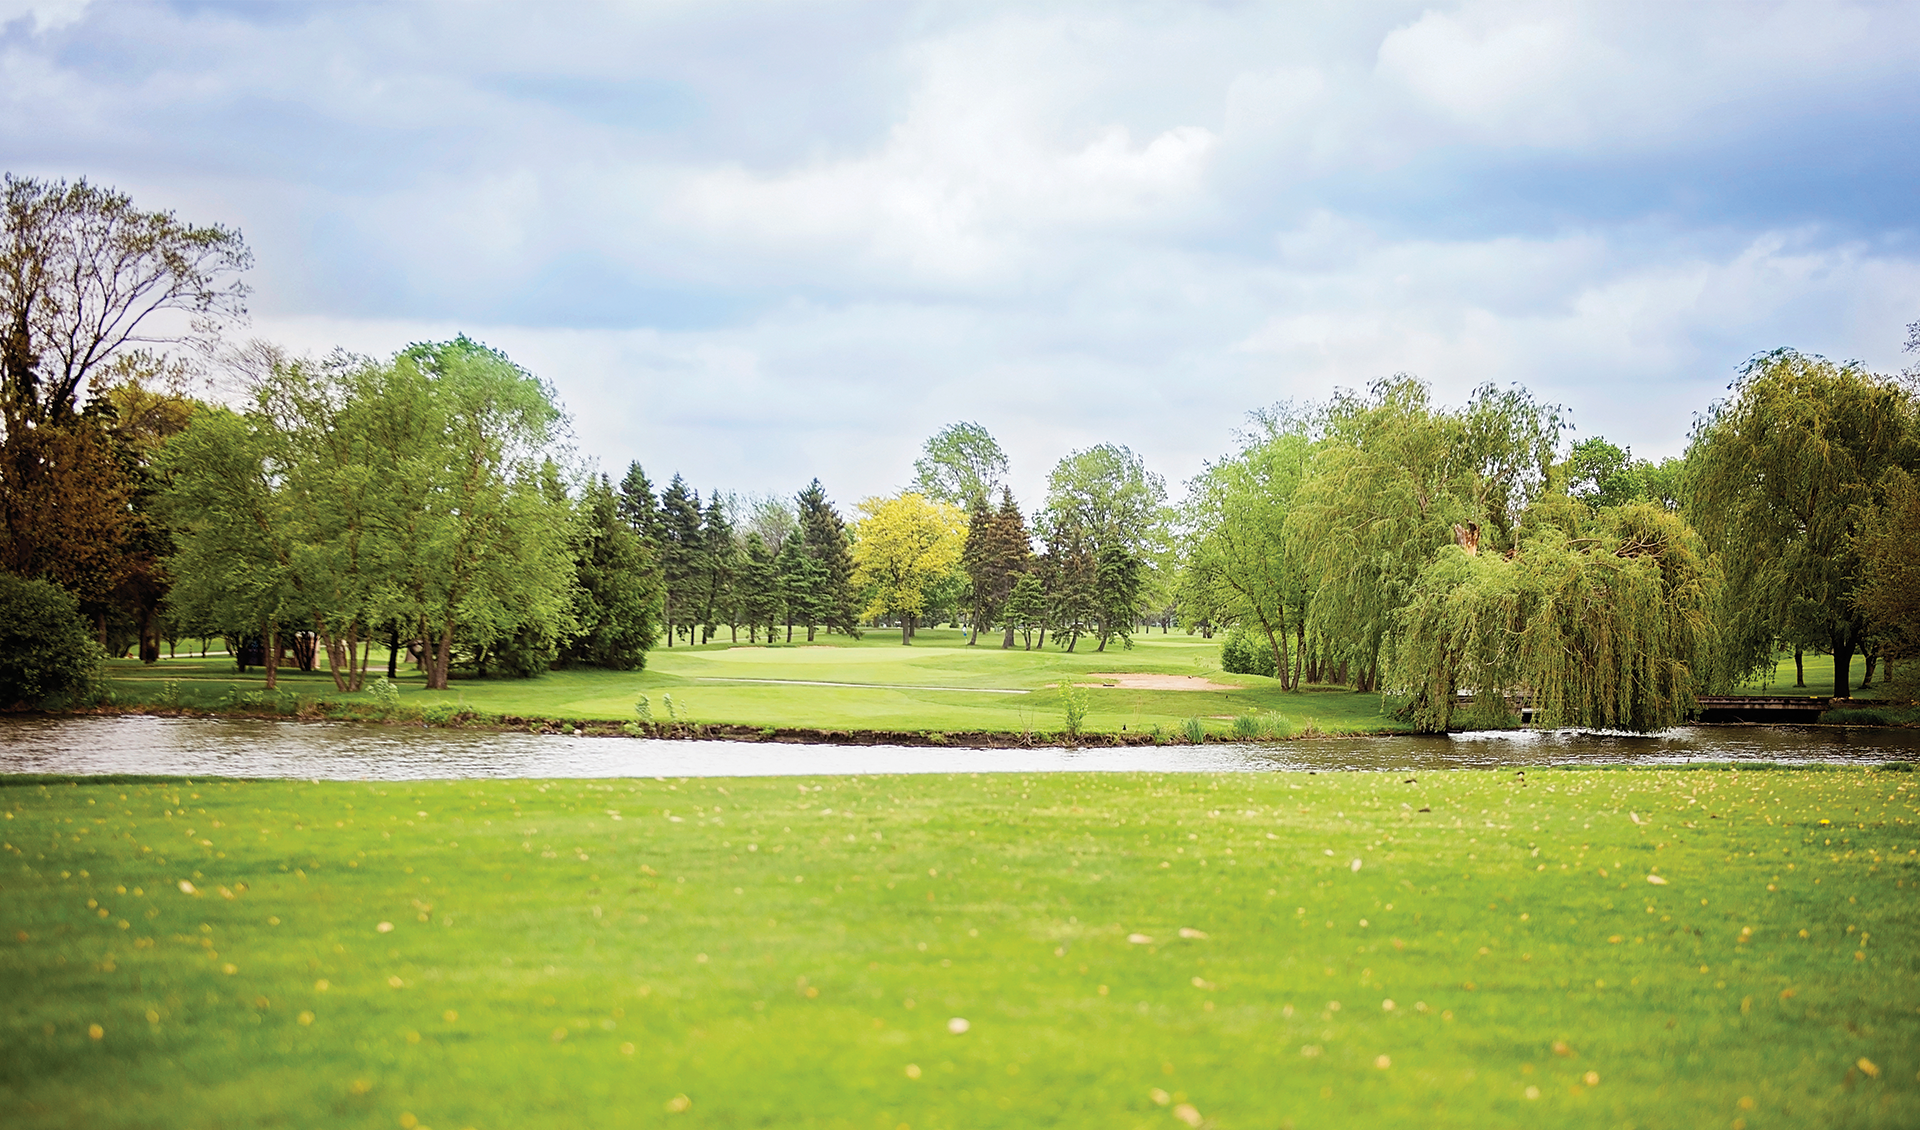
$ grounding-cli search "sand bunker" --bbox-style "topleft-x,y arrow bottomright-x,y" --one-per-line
1076,673 -> 1237,692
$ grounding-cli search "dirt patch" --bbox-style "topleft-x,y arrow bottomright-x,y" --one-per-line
1076,673 -> 1237,692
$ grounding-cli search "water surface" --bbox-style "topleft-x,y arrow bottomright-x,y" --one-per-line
2,715 -> 1913,781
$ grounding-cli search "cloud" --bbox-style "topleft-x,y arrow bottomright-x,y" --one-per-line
2,0 -> 1915,503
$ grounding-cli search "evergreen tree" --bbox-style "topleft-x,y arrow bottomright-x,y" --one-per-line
558,475 -> 663,670
776,529 -> 829,643
796,478 -> 858,639
656,475 -> 705,646
699,491 -> 740,643
738,532 -> 782,643
618,462 -> 660,544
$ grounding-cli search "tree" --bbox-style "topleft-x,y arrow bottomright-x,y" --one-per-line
0,572 -> 102,706
1849,466 -> 1920,693
1393,502 -> 1719,732
1041,444 -> 1166,651
796,479 -> 859,638
2,174 -> 250,433
617,462 -> 660,544
558,476 -> 663,670
1566,437 -> 1685,513
656,475 -> 705,646
1689,349 -> 1918,698
1179,409 -> 1313,686
850,493 -> 967,644
1002,571 -> 1048,650
698,491 -> 741,643
961,487 -> 1032,647
911,422 -> 1009,507
161,338 -> 578,692
775,530 -> 828,643
737,532 -> 783,642
155,403 -> 302,690
1287,377 -> 1563,690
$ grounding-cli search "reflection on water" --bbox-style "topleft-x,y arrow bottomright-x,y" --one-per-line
1,714 -> 1914,781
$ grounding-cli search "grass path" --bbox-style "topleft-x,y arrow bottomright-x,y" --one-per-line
3,766 -> 1915,1128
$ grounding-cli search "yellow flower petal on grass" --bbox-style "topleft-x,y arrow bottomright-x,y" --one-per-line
1172,1103 -> 1203,1127
1857,1057 -> 1880,1079
88,1024 -> 103,1040
664,1094 -> 691,1113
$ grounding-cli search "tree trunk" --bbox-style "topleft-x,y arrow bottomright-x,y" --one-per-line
901,616 -> 911,645
387,622 -> 399,680
1003,623 -> 1015,649
1830,636 -> 1853,701
427,622 -> 454,691
1794,648 -> 1804,687
264,624 -> 279,691
1295,622 -> 1307,689
786,617 -> 793,643
807,622 -> 816,642
1861,647 -> 1878,690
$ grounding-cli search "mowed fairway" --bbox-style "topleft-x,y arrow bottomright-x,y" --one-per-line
3,767 -> 1916,1129
103,631 -> 1406,737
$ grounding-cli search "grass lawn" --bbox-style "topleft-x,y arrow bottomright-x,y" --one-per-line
105,630 -> 1408,739
3,766 -> 1916,1128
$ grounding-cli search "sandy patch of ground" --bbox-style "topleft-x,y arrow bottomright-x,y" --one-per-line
1076,673 -> 1237,691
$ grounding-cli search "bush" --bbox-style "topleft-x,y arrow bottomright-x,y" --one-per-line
1181,717 -> 1207,743
0,574 -> 104,707
1220,628 -> 1277,678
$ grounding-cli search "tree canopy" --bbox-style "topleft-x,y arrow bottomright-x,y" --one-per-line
1688,349 -> 1918,698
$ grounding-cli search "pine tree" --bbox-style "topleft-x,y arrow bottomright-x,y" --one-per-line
796,478 -> 858,639
698,492 -> 740,643
618,462 -> 660,545
657,474 -> 705,646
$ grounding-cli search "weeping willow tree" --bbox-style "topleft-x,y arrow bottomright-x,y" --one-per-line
1392,503 -> 1719,733
1287,377 -> 1562,691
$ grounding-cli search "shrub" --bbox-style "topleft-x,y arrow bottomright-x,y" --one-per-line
1181,717 -> 1207,743
634,695 -> 653,723
0,574 -> 104,707
1220,628 -> 1277,678
1231,714 -> 1261,740
368,677 -> 401,715
1061,683 -> 1090,739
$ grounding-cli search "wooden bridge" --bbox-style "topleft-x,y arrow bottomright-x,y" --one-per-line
1692,696 -> 1831,723
1453,693 -> 1831,725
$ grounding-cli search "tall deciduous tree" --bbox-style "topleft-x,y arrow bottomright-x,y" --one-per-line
1288,377 -> 1562,690
1851,466 -> 1920,692
2,174 -> 250,432
911,422 -> 1009,507
1041,444 -> 1166,651
1689,349 -> 1918,698
851,493 -> 967,644
1179,409 -> 1313,687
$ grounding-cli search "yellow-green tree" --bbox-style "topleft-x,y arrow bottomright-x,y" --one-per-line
851,493 -> 966,645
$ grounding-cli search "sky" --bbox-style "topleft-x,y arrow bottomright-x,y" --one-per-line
3,0 -> 1916,508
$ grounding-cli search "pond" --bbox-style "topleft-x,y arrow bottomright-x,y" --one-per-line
2,714 -> 1915,781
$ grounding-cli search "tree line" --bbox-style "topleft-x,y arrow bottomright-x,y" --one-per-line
2,172 -> 1916,735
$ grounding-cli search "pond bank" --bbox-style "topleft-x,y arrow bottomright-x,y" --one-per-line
4,713 -> 1916,781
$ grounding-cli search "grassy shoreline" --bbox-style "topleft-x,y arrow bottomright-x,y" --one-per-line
4,766 -> 1915,1128
92,632 -> 1920,740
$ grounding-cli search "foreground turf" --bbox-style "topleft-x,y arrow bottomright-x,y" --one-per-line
3,767 -> 1916,1128
102,630 -> 1408,738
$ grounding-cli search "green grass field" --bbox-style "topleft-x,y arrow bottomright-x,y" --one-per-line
4,767 -> 1915,1128
105,630 -> 1407,739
